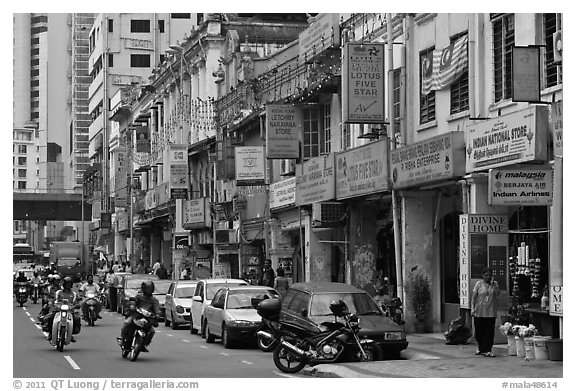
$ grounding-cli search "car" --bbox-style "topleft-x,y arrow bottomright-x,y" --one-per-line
190,278 -> 249,338
152,279 -> 175,321
204,286 -> 280,348
164,280 -> 197,330
279,282 -> 408,358
117,274 -> 158,315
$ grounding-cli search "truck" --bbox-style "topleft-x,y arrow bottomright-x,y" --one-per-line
50,241 -> 88,282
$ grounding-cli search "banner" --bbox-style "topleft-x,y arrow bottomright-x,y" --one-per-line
488,166 -> 553,206
135,126 -> 151,153
422,35 -> 468,95
342,42 -> 386,123
235,146 -> 265,186
266,105 -> 301,159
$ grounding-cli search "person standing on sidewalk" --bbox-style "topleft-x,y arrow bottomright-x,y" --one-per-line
471,267 -> 500,357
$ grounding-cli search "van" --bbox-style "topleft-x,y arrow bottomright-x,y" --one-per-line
189,278 -> 248,338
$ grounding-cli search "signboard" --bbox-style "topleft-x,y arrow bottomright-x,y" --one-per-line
169,144 -> 188,199
135,126 -> 151,153
488,166 -> 553,206
116,211 -> 128,232
296,153 -> 335,205
512,46 -> 541,103
145,189 -> 156,210
298,13 -> 341,61
235,146 -> 265,186
342,42 -> 386,123
459,214 -> 508,309
465,106 -> 549,172
100,212 -> 112,229
183,198 -> 209,229
269,177 -> 296,210
549,101 -> 563,157
92,191 -> 102,218
390,132 -> 466,189
549,285 -> 563,316
213,263 -> 232,279
174,235 -> 189,249
266,105 -> 301,159
336,140 -> 389,200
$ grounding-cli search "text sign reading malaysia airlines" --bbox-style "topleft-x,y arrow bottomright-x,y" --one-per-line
488,166 -> 553,206
465,106 -> 548,172
269,177 -> 296,210
296,153 -> 335,206
342,42 -> 386,124
336,140 -> 389,200
266,105 -> 301,159
390,132 -> 465,189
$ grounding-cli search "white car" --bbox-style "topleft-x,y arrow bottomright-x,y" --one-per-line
164,280 -> 197,330
189,278 -> 248,338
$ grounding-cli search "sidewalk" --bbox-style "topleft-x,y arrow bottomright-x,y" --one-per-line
302,333 -> 563,378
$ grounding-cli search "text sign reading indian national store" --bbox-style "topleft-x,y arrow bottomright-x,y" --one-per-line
296,153 -> 335,206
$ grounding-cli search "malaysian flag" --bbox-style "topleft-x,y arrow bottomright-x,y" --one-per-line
421,35 -> 468,95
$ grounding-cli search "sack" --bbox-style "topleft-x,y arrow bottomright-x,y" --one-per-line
444,316 -> 471,345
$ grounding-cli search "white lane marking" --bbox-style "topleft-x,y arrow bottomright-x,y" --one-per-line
199,345 -> 207,349
182,339 -> 190,343
241,360 -> 253,365
116,317 -> 123,320
25,311 -> 31,316
166,333 -> 174,337
22,307 -> 27,311
29,317 -> 36,322
274,371 -> 298,378
219,352 -> 229,356
64,356 -> 81,370
156,330 -> 162,333
35,325 -> 42,330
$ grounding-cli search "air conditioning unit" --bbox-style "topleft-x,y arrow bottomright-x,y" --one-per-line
215,229 -> 238,244
312,202 -> 346,228
553,30 -> 562,63
280,159 -> 296,176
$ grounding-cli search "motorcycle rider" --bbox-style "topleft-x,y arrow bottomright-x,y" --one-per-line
79,274 -> 103,320
43,276 -> 81,343
14,271 -> 30,295
119,280 -> 160,353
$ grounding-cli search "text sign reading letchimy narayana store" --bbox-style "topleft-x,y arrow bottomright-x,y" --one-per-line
266,105 -> 301,159
488,166 -> 553,206
465,106 -> 548,172
296,153 -> 335,206
336,139 -> 389,200
389,132 -> 465,189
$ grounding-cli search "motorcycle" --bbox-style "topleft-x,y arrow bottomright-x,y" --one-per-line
252,297 -> 281,352
31,283 -> 41,304
258,299 -> 381,374
50,299 -> 75,352
15,283 -> 29,307
382,297 -> 405,326
118,307 -> 155,362
84,292 -> 101,327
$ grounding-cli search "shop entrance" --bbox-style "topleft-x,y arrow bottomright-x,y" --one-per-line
440,211 -> 460,323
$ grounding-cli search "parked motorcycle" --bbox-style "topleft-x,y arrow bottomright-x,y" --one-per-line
118,307 -> 155,362
16,283 -> 29,307
31,283 -> 41,304
382,297 -> 405,326
84,292 -> 101,327
258,299 -> 381,374
50,299 -> 75,352
252,296 -> 281,352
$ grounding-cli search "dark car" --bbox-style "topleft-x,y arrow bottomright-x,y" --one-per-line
117,274 -> 159,315
153,279 -> 175,321
280,282 -> 408,358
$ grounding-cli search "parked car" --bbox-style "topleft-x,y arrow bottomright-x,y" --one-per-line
279,282 -> 408,358
190,278 -> 249,337
164,280 -> 197,330
204,286 -> 280,348
153,279 -> 175,321
117,274 -> 158,315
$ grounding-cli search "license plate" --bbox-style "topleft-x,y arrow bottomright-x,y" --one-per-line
385,332 -> 404,341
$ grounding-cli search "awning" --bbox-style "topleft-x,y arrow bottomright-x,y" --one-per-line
190,249 -> 212,259
135,212 -> 170,226
94,246 -> 106,253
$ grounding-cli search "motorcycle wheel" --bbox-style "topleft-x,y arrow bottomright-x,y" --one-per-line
256,331 -> 277,352
88,311 -> 95,327
57,327 -> 66,352
33,297 -> 38,304
352,343 -> 382,362
131,335 -> 143,362
272,343 -> 306,374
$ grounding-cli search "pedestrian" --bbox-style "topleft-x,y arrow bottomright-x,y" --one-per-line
135,260 -> 145,274
111,261 -> 121,273
470,267 -> 500,357
260,259 -> 275,288
274,267 -> 290,297
125,262 -> 132,273
106,269 -> 118,312
156,263 -> 168,279
151,259 -> 161,275
180,267 -> 188,280
185,267 -> 192,280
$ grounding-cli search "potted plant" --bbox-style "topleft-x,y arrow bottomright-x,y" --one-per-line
408,265 -> 432,332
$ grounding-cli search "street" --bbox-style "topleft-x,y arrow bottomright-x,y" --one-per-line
12,299 -> 306,378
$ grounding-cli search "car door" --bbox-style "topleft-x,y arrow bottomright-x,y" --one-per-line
165,282 -> 175,318
192,281 -> 205,330
208,289 -> 226,335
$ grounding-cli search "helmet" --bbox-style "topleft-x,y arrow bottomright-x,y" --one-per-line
329,299 -> 348,317
53,274 -> 61,283
62,276 -> 73,289
141,280 -> 155,296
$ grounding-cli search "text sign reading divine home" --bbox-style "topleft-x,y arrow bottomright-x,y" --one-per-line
342,42 -> 386,124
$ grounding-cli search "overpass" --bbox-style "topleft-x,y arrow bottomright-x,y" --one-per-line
13,191 -> 92,221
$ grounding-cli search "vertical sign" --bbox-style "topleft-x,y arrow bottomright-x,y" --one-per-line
459,215 -> 470,308
512,46 -> 541,103
135,126 -> 151,153
235,146 -> 265,186
549,101 -> 563,157
266,105 -> 301,159
342,42 -> 386,123
169,144 -> 188,199
549,285 -> 563,316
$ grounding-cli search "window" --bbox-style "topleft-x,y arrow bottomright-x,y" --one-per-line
18,181 -> 26,189
286,291 -> 310,315
131,54 -> 150,68
160,54 -> 165,63
18,157 -> 26,165
108,18 -> 113,32
30,58 -> 39,67
18,145 -> 27,154
31,91 -> 39,98
171,13 -> 191,19
31,112 -> 39,119
18,169 -> 26,178
543,13 -> 562,89
321,103 -> 331,154
392,68 -> 401,131
342,123 -> 351,151
36,169 -> 39,176
281,289 -> 297,309
31,69 -> 39,77
492,14 -> 515,103
30,80 -> 39,87
158,20 -> 165,33
130,19 -> 150,33
450,32 -> 470,114
108,53 -> 113,68
303,106 -> 320,159
420,47 -> 436,124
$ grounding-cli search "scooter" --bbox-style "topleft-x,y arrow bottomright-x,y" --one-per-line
51,299 -> 75,352
31,283 -> 41,304
118,307 -> 155,362
84,292 -> 101,327
382,297 -> 405,326
16,283 -> 29,307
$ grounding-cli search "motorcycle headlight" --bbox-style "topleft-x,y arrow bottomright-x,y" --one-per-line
384,331 -> 405,341
176,305 -> 184,314
60,304 -> 70,311
229,320 -> 255,327
19,288 -> 27,293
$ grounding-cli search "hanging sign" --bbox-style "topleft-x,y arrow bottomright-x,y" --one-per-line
342,42 -> 386,124
269,177 -> 296,210
549,101 -> 563,157
135,126 -> 151,153
266,105 -> 301,159
295,153 -> 335,205
169,144 -> 188,199
488,166 -> 553,206
512,46 -> 541,103
235,146 -> 265,186
465,106 -> 549,172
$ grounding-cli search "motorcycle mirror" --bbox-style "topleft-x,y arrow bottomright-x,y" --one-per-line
301,309 -> 308,317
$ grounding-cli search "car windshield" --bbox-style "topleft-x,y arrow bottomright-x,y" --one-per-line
309,292 -> 381,316
58,258 -> 79,267
226,289 -> 279,310
127,279 -> 148,289
154,281 -> 172,294
206,283 -> 246,300
175,286 -> 196,298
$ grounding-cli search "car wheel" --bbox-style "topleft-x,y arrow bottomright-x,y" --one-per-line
222,325 -> 233,349
165,312 -> 171,327
171,313 -> 179,330
200,317 -> 206,339
205,322 -> 215,343
189,318 -> 198,335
